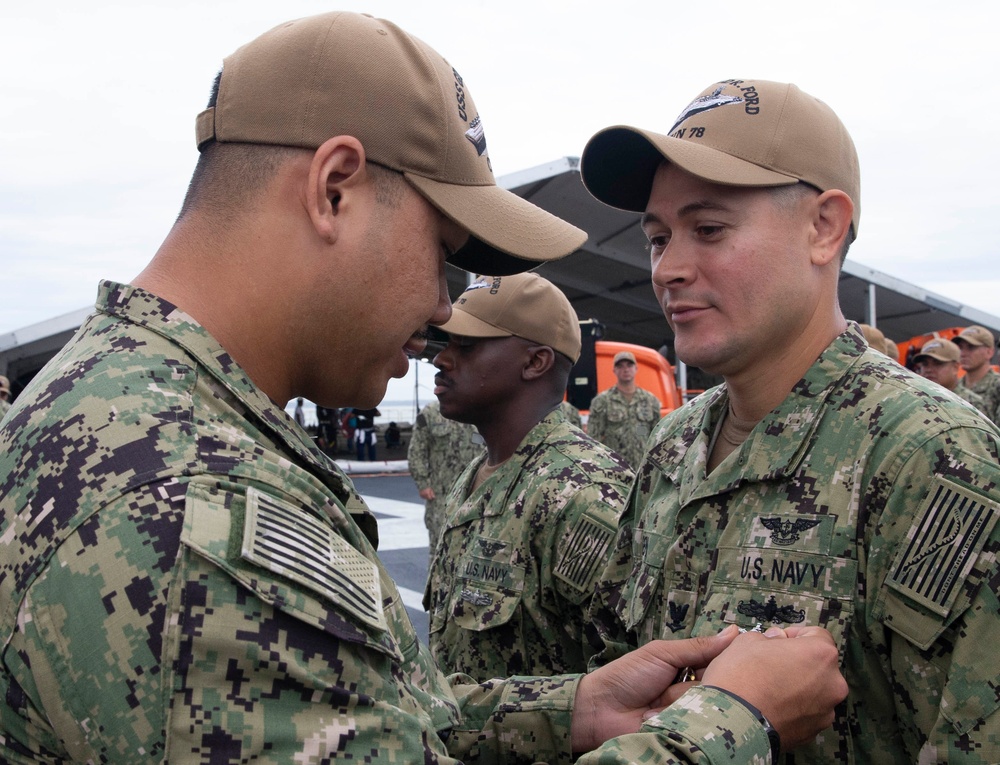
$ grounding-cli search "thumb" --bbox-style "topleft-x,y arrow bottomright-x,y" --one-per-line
641,625 -> 740,671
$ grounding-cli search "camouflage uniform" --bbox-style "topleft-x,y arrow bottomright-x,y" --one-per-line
559,399 -> 583,428
0,281 -> 781,764
425,409 -> 633,680
588,324 -> 1000,763
587,385 -> 661,468
0,398 -> 9,421
959,367 -> 1000,424
407,401 -> 483,548
954,384 -> 992,420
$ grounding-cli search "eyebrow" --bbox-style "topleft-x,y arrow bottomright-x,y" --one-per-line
640,200 -> 732,229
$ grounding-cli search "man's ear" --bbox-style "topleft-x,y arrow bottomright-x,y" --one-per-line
809,189 -> 853,267
305,136 -> 367,243
522,345 -> 556,381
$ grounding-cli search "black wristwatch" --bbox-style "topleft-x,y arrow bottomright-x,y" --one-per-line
703,685 -> 781,762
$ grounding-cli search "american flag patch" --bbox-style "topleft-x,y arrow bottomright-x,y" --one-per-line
887,478 -> 999,616
555,515 -> 615,591
241,488 -> 386,631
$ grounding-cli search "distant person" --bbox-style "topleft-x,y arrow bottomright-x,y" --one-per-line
341,407 -> 358,447
315,405 -> 338,454
882,337 -> 901,365
954,324 -> 1000,424
424,273 -> 634,678
293,396 -> 306,428
858,322 -> 885,353
559,398 -> 583,427
0,376 -> 10,419
354,407 -> 380,461
384,421 -> 402,449
587,350 -> 661,467
580,76 -> 1000,763
407,400 -> 482,551
913,338 -> 991,419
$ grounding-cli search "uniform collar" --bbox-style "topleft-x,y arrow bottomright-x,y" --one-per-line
96,281 -> 363,511
649,324 -> 869,502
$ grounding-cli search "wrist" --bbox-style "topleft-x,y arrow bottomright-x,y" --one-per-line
702,685 -> 780,762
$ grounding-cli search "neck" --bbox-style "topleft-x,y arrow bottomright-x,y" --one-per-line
476,397 -> 557,465
133,214 -> 307,404
725,316 -> 848,423
616,380 -> 636,396
965,364 -> 990,386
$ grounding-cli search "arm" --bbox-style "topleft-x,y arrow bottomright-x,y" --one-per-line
866,423 -> 1000,762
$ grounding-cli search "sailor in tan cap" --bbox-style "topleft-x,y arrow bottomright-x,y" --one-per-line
587,349 -> 662,468
581,78 -> 1000,763
954,325 -> 1000,422
425,272 -> 632,680
913,338 -> 991,418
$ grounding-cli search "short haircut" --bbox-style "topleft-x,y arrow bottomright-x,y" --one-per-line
770,182 -> 853,265
178,71 -> 407,222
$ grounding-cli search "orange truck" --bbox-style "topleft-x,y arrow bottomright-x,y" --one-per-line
567,334 -> 683,418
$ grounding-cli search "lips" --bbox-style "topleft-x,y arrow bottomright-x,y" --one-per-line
433,374 -> 452,396
403,330 -> 429,358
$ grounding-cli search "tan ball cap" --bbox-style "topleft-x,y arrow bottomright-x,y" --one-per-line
613,351 -> 636,365
440,273 -> 582,362
954,325 -> 995,348
914,338 -> 961,364
580,79 -> 861,239
195,12 -> 586,276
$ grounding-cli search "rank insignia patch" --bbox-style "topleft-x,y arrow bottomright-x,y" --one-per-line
887,477 -> 999,616
665,600 -> 689,633
737,595 -> 805,625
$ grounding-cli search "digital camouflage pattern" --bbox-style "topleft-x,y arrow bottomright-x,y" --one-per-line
0,281 -> 787,765
953,384 -> 991,420
407,401 -> 483,548
425,409 -> 633,679
0,398 -> 10,421
587,385 -> 661,468
587,324 -> 1000,764
559,399 -> 583,428
959,366 -> 1000,424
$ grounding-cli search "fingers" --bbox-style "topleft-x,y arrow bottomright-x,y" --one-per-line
636,624 -> 740,674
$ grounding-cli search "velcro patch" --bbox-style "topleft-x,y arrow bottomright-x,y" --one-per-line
887,477 -> 999,617
555,515 -> 615,591
241,487 -> 386,631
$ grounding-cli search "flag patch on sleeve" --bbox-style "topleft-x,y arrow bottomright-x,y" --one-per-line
887,477 -> 999,616
242,487 -> 386,631
555,515 -> 615,591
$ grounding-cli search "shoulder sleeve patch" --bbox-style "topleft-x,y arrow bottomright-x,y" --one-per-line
886,476 -> 999,618
555,514 -> 616,592
241,487 -> 386,632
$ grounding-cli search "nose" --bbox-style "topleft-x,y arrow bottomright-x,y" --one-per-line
650,242 -> 694,291
433,342 -> 454,371
428,268 -> 453,327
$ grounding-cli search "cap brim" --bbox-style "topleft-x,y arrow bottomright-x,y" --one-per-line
406,174 -> 587,276
580,126 -> 798,212
438,307 -> 514,339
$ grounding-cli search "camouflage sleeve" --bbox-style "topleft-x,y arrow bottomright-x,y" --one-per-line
584,495 -> 640,669
868,423 -> 1000,761
588,394 -> 608,443
578,685 -> 774,764
408,410 -> 433,489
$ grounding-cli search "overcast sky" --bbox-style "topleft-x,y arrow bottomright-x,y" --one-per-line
3,0 -> 998,351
